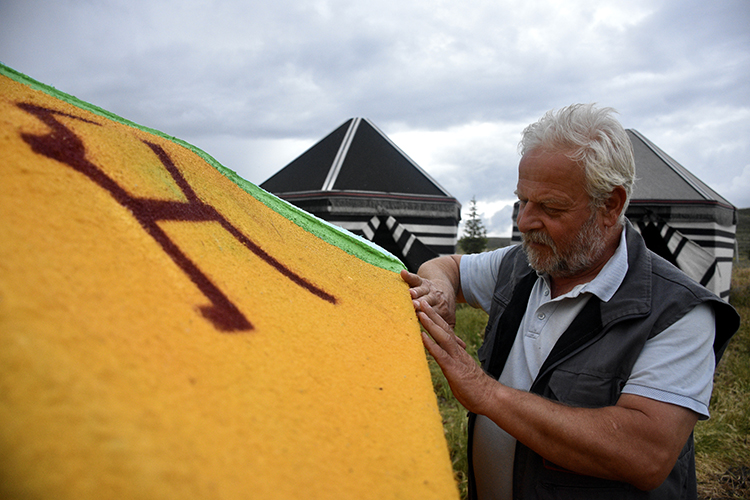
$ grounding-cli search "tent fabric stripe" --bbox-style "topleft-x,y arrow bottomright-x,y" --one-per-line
337,218 -> 457,255
700,263 -> 718,288
386,216 -> 418,257
376,215 -> 439,271
637,215 -> 721,293
333,121 -> 446,196
325,214 -> 458,228
677,228 -> 737,239
323,118 -> 359,191
260,122 -> 350,194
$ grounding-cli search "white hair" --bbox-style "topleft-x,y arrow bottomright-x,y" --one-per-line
519,104 -> 636,222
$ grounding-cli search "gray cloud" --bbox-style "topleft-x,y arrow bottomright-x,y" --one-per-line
2,0 -> 748,235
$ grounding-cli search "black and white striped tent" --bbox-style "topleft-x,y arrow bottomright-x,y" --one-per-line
260,118 -> 461,272
512,129 -> 737,300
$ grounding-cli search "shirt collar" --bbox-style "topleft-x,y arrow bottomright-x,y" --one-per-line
540,227 -> 629,302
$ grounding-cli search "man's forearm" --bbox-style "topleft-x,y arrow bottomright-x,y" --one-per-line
480,383 -> 698,491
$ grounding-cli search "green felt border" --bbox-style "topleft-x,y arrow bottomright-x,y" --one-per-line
1,63 -> 405,273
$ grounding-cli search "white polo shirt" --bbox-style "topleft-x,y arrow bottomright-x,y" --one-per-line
460,230 -> 716,500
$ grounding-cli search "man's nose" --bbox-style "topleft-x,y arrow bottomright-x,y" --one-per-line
516,202 -> 543,234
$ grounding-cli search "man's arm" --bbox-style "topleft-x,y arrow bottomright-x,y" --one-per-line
400,255 -> 463,328
416,299 -> 699,491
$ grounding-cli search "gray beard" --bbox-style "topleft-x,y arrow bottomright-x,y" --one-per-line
521,211 -> 606,278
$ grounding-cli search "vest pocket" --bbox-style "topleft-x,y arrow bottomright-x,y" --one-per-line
533,457 -> 640,500
546,368 -> 625,408
535,480 -> 641,500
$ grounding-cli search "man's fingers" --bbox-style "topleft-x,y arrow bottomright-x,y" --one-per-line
400,269 -> 430,301
417,299 -> 453,333
400,269 -> 416,284
400,269 -> 424,290
420,331 -> 441,356
417,302 -> 463,356
455,336 -> 467,350
420,313 -> 458,358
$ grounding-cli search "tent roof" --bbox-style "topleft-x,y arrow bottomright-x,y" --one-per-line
627,129 -> 734,208
261,118 -> 456,201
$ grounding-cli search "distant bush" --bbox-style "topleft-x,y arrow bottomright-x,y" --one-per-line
459,197 -> 488,254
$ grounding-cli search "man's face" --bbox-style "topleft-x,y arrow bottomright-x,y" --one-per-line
515,149 -> 606,278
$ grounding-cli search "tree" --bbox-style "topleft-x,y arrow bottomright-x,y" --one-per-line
459,197 -> 488,254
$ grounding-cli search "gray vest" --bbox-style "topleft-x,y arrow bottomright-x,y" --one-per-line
468,223 -> 739,500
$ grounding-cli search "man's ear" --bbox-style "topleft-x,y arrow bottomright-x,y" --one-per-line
602,186 -> 628,227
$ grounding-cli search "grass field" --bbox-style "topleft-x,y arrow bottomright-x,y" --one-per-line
694,264 -> 750,499
430,262 -> 750,499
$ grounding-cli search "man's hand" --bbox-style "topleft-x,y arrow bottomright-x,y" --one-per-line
401,270 -> 457,328
400,255 -> 462,328
415,299 -> 490,411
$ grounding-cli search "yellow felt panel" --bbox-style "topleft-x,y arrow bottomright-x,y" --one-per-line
0,71 -> 458,499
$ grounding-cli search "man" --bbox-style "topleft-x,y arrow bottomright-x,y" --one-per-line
402,104 -> 739,499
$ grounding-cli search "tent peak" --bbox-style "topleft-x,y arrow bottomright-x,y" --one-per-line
261,117 -> 457,200
626,129 -> 735,208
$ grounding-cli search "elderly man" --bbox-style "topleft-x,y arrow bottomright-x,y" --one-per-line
402,104 -> 739,500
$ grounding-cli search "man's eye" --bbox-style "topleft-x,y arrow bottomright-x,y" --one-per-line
543,206 -> 562,214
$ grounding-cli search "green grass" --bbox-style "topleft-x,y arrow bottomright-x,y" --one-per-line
430,267 -> 750,500
694,266 -> 750,499
428,304 -> 487,499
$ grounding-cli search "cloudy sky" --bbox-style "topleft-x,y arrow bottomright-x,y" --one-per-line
2,0 -> 749,236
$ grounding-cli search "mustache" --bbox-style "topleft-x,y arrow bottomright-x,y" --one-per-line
522,230 -> 556,249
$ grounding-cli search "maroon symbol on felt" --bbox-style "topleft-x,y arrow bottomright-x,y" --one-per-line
17,103 -> 336,332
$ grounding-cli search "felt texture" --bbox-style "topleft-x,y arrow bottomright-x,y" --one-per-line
0,65 -> 457,500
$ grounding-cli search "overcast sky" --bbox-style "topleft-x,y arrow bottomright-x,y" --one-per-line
2,0 -> 749,236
